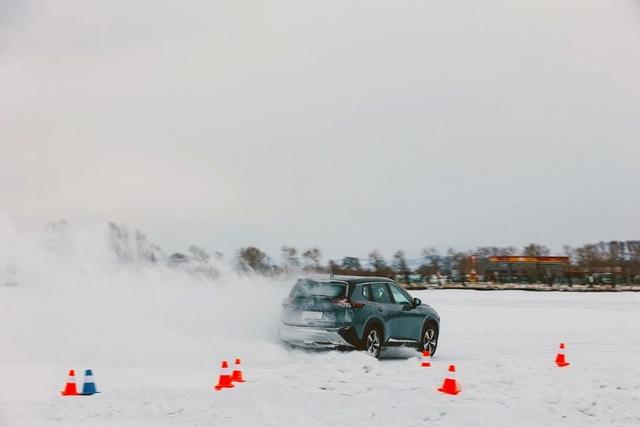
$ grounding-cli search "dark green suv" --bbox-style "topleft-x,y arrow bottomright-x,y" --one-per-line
279,276 -> 440,358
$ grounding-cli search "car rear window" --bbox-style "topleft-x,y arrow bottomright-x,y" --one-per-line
291,280 -> 347,298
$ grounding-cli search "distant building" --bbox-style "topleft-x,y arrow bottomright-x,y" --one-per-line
486,256 -> 570,283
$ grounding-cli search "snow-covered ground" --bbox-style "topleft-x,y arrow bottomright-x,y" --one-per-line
1,221 -> 638,426
2,286 -> 639,426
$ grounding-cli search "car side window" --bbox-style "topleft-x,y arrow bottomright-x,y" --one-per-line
370,282 -> 391,304
351,285 -> 369,302
389,284 -> 412,305
361,285 -> 371,301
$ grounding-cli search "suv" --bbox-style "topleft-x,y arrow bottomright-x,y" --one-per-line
279,276 -> 440,358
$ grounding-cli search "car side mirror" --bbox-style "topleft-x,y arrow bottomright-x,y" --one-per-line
413,297 -> 422,307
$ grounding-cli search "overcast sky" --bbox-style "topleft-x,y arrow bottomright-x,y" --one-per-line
1,0 -> 639,260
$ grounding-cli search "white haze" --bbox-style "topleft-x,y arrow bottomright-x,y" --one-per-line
0,215 -> 292,368
1,0 -> 640,258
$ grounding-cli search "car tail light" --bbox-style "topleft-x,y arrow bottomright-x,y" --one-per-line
331,298 -> 365,309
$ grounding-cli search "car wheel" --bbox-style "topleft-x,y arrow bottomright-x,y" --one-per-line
363,325 -> 383,358
420,323 -> 438,356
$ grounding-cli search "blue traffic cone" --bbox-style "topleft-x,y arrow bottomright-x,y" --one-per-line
81,369 -> 99,395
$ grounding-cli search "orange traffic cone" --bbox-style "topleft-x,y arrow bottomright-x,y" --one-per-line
231,358 -> 245,383
60,369 -> 79,396
555,343 -> 570,367
214,360 -> 235,391
420,350 -> 431,368
438,364 -> 461,395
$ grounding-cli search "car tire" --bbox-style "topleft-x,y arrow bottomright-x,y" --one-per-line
363,324 -> 383,358
420,322 -> 438,357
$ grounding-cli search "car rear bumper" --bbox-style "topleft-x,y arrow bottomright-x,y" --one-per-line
279,324 -> 359,349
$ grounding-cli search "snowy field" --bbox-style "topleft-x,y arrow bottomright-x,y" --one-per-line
2,283 -> 639,426
0,222 -> 638,426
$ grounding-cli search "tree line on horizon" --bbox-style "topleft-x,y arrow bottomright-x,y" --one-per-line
234,242 -> 640,283
39,221 -> 640,285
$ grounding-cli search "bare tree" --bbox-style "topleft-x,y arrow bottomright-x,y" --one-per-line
447,249 -> 472,283
392,250 -> 411,283
236,246 -> 270,274
134,230 -> 164,264
607,241 -> 625,267
627,241 -> 640,283
341,256 -> 362,272
475,246 -> 517,257
368,250 -> 385,271
423,247 -> 441,275
575,243 -> 606,267
302,248 -> 322,272
281,246 -> 300,273
108,222 -> 133,264
523,243 -> 551,257
368,250 -> 393,277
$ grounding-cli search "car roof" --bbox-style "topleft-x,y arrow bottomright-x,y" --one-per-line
303,275 -> 395,285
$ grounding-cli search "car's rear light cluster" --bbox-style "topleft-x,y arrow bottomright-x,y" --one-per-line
281,297 -> 365,309
331,298 -> 365,309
